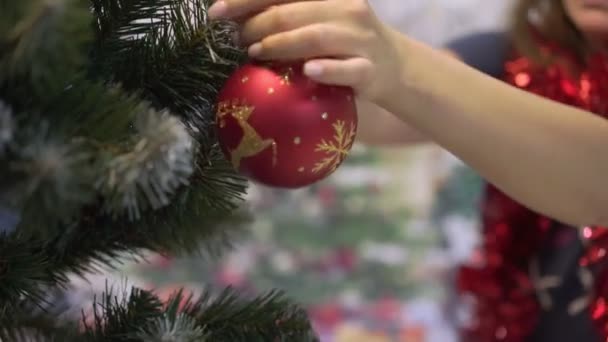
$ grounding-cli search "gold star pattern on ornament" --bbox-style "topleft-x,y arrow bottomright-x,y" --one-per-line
312,120 -> 356,175
216,101 -> 233,128
216,99 -> 277,169
279,67 -> 294,86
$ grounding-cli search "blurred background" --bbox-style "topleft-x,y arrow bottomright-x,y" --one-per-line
69,1 -> 513,341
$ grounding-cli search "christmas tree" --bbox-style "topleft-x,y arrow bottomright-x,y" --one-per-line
0,0 -> 317,340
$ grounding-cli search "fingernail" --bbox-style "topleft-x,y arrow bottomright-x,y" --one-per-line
304,62 -> 324,77
208,1 -> 227,19
248,43 -> 262,57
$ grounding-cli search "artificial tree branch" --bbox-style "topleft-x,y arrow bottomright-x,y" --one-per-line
83,286 -> 318,342
0,0 -> 317,339
90,0 -> 244,130
1,285 -> 319,341
0,0 -> 92,98
0,185 -> 250,313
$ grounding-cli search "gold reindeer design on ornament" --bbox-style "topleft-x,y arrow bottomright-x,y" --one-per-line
217,99 -> 277,169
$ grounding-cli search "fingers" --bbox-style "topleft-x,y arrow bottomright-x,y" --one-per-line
209,0 -> 300,20
239,1 -> 331,45
248,24 -> 363,60
303,58 -> 374,87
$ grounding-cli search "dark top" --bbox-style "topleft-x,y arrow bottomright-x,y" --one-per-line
446,31 -> 510,79
446,32 -> 599,342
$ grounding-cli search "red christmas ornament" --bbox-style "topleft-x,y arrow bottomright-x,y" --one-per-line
215,61 -> 358,188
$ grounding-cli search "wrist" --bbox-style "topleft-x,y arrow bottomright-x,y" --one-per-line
379,31 -> 460,125
377,30 -> 428,114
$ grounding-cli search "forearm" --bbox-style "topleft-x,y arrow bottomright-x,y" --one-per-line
383,33 -> 608,227
356,99 -> 428,146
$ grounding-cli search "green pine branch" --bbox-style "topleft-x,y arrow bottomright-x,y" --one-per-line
137,312 -> 210,342
0,0 -> 92,99
96,109 -> 195,219
0,0 -> 313,339
1,286 -> 318,342
41,80 -> 141,143
0,100 -> 14,156
88,0 -> 248,218
185,288 -> 318,342
0,184 -> 250,313
84,285 -> 164,341
0,328 -> 76,342
2,0 -> 247,227
83,286 -> 317,342
0,290 -> 78,341
0,85 -> 196,233
0,0 -> 249,292
89,0 -> 245,131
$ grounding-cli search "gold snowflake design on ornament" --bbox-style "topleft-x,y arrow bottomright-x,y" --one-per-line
312,120 -> 356,175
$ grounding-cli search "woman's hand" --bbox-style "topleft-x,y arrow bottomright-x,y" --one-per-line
208,0 -> 406,105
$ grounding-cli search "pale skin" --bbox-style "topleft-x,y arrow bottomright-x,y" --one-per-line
208,0 -> 608,227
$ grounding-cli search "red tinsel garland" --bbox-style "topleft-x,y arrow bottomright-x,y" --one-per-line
457,47 -> 608,341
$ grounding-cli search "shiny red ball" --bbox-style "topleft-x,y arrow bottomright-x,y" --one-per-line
215,62 -> 358,188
